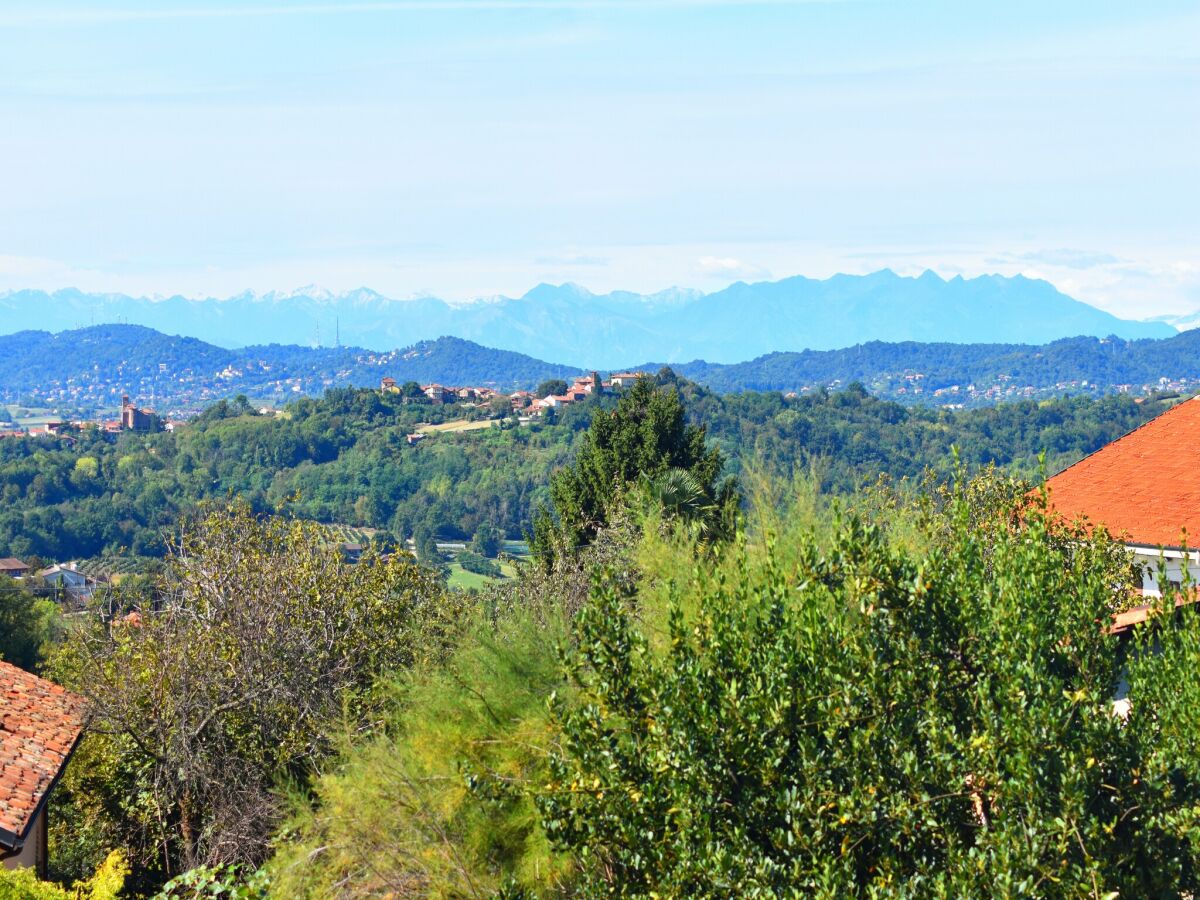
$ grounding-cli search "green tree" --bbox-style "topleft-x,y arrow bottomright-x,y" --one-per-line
50,503 -> 462,889
456,549 -> 502,578
414,525 -> 443,568
268,516 -> 638,898
531,378 -> 735,564
470,521 -> 503,558
535,379 -> 568,399
487,395 -> 513,418
0,575 -> 59,672
538,479 -> 1200,896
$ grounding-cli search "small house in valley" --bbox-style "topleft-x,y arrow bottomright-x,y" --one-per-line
0,661 -> 87,874
0,559 -> 29,580
37,563 -> 99,603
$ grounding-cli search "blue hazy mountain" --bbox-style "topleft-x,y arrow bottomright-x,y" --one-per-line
0,327 -> 583,407
0,271 -> 1172,368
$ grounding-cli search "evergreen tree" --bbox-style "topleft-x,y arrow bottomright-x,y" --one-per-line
531,378 -> 736,564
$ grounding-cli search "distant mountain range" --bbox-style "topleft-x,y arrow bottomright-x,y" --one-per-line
1151,310 -> 1200,332
0,270 -> 1174,368
3,325 -> 1200,416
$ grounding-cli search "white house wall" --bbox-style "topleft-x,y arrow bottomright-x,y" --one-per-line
1131,546 -> 1200,596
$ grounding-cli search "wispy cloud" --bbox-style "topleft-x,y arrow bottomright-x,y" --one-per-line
1015,248 -> 1120,270
0,0 -> 846,28
695,256 -> 771,281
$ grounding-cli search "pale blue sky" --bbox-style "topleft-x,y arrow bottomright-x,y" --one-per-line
1,1 -> 1197,316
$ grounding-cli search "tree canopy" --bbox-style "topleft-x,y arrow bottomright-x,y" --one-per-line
531,377 -> 736,563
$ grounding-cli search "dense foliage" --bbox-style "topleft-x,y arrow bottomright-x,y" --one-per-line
0,388 -> 593,562
263,462 -> 1200,897
542,488 -> 1174,895
0,381 -> 1170,566
0,851 -> 126,900
17,379 -> 1200,897
48,504 -> 461,889
0,576 -> 59,671
532,378 -> 737,563
269,515 -> 638,898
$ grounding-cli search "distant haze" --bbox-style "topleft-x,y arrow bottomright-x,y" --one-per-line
1,3 -> 1196,318
0,271 -> 1174,369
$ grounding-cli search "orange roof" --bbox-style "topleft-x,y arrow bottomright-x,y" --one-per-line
1045,395 -> 1200,548
0,662 -> 87,848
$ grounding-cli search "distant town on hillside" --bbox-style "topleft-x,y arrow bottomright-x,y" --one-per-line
5,325 -> 1200,423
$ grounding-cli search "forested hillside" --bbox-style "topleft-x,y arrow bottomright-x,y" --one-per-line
0,373 -> 1171,563
0,327 -> 582,413
660,330 -> 1200,403
7,323 -> 1200,416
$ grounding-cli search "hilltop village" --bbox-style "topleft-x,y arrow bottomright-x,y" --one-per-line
0,371 -> 651,443
383,369 -> 644,412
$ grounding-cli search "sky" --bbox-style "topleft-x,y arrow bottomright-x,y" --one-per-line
1,0 -> 1197,318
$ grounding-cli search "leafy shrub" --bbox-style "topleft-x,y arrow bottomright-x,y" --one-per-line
539,480 -> 1200,895
0,850 -> 127,900
456,550 -> 502,578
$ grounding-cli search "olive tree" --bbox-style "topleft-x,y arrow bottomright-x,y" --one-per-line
51,503 -> 462,886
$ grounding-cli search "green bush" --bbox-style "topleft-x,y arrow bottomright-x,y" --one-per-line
539,480 -> 1200,895
457,550 -> 502,578
0,850 -> 126,900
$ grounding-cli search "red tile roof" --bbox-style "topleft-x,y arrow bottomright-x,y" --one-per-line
0,662 -> 87,848
1045,395 -> 1200,548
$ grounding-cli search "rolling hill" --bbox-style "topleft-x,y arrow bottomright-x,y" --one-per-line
0,327 -> 583,412
4,325 -> 1200,415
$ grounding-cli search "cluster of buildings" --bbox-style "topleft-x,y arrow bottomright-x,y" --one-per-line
879,373 -> 1200,407
14,356 -> 301,413
0,558 -> 107,605
512,371 -> 613,415
380,378 -> 504,406
382,371 -> 648,418
0,397 -> 177,441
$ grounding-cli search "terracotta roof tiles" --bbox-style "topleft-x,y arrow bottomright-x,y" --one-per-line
1045,395 -> 1200,548
0,661 -> 87,847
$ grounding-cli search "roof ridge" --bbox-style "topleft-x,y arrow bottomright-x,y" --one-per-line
1044,392 -> 1200,548
1044,393 -> 1200,487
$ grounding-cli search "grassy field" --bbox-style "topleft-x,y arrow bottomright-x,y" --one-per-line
415,419 -> 498,434
446,556 -> 520,591
4,404 -> 62,428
